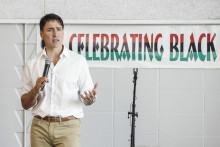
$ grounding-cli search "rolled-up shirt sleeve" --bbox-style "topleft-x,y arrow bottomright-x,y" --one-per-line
21,60 -> 33,96
77,58 -> 94,100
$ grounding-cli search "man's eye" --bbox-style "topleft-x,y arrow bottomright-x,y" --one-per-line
47,29 -> 52,32
57,28 -> 62,31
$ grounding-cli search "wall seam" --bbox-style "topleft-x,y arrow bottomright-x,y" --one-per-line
157,68 -> 160,147
44,0 -> 45,15
203,69 -> 206,147
112,68 -> 115,147
23,24 -> 27,147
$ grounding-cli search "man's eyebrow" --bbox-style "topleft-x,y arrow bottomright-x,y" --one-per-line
47,27 -> 54,30
46,27 -> 62,30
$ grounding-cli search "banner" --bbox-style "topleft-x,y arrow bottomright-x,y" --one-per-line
37,24 -> 220,68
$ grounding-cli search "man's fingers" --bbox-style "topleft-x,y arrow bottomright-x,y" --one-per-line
92,89 -> 96,95
81,94 -> 88,100
41,80 -> 46,84
84,91 -> 89,97
44,76 -> 49,83
41,79 -> 49,84
35,76 -> 49,90
89,90 -> 94,98
80,94 -> 86,100
38,76 -> 47,83
93,83 -> 98,90
84,91 -> 93,101
81,94 -> 90,102
91,83 -> 98,95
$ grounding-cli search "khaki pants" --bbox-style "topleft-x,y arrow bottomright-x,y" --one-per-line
31,117 -> 81,147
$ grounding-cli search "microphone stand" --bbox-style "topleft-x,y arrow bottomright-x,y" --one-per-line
128,68 -> 138,147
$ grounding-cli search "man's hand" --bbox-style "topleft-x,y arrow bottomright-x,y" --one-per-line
34,76 -> 49,92
80,83 -> 98,106
21,76 -> 49,110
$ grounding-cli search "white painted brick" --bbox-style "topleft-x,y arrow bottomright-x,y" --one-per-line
26,24 -> 38,44
115,89 -> 157,113
115,68 -> 133,90
81,112 -> 113,134
83,88 -> 113,112
114,88 -> 133,112
114,135 -> 130,147
114,112 -> 130,135
136,114 -> 158,135
116,0 -> 220,20
136,135 -> 158,147
26,133 -> 31,147
205,114 -> 220,136
159,136 -> 203,147
205,91 -> 220,113
160,90 -> 203,113
45,0 -> 220,20
137,69 -> 158,90
205,70 -> 220,90
114,69 -> 158,112
160,69 -> 204,90
26,110 -> 33,133
25,44 -> 37,61
0,110 -> 23,133
45,0 -> 116,19
0,0 -> 219,20
115,113 -> 157,135
83,68 -> 114,112
90,68 -> 114,90
114,135 -> 158,147
0,24 -> 23,43
205,137 -> 220,147
159,114 -> 203,136
81,134 -> 113,147
136,90 -> 158,113
1,88 -> 23,110
0,0 -> 44,19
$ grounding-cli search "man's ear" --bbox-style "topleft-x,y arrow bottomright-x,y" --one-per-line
40,30 -> 43,38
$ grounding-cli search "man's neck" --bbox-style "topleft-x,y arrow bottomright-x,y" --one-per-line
45,45 -> 63,60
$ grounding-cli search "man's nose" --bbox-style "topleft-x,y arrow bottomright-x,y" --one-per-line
53,30 -> 57,36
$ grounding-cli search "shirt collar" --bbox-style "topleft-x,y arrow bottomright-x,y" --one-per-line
61,46 -> 70,58
42,48 -> 47,57
40,45 -> 70,58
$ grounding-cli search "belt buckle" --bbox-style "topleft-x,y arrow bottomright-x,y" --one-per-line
47,115 -> 62,123
58,115 -> 62,123
47,116 -> 50,122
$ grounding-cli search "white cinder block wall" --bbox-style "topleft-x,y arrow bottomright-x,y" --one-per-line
0,0 -> 220,147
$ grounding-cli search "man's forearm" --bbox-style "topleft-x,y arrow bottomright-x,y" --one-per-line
21,87 -> 39,110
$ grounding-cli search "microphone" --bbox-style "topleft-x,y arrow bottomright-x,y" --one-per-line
133,68 -> 138,80
41,57 -> 52,91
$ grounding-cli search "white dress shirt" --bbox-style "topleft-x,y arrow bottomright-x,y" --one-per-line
21,46 -> 94,118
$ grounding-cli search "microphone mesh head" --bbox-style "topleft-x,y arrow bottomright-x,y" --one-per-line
45,57 -> 52,65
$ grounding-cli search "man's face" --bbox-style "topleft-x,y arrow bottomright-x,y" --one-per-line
40,20 -> 64,49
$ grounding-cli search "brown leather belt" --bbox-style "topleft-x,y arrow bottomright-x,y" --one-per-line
35,115 -> 77,122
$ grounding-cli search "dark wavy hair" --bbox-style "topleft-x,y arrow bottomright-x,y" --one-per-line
40,13 -> 64,31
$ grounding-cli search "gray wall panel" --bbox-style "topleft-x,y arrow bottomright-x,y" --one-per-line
43,0 -> 220,20
160,69 -> 204,90
159,136 -> 203,147
205,69 -> 220,90
0,0 -> 220,146
0,0 -> 44,19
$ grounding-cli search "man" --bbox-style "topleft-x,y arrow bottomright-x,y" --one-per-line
21,13 -> 97,147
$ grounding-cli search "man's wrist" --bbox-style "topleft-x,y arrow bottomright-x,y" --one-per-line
32,86 -> 39,95
84,98 -> 96,106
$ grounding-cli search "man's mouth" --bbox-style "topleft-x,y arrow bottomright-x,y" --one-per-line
52,39 -> 59,42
